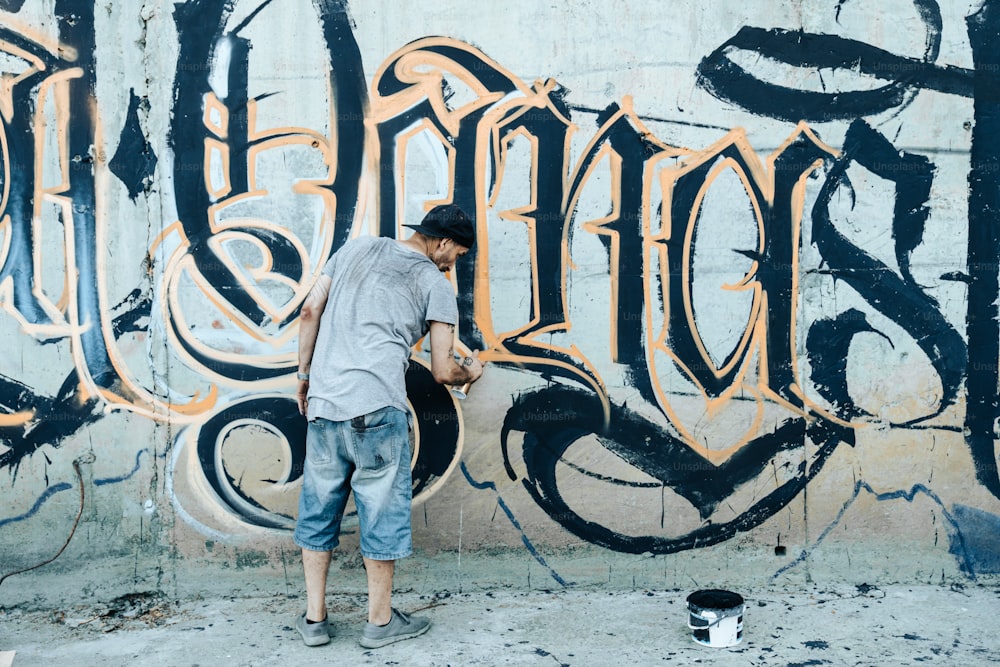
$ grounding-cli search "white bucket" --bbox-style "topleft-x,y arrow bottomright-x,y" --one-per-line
686,589 -> 745,647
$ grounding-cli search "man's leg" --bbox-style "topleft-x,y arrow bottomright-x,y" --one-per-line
363,556 -> 394,625
303,548 -> 332,622
293,419 -> 350,646
358,554 -> 429,648
353,407 -> 426,644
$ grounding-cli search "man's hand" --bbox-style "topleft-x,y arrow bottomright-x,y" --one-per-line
429,321 -> 485,386
458,349 -> 485,383
296,378 -> 310,416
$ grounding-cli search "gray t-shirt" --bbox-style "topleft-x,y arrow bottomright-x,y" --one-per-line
306,236 -> 458,422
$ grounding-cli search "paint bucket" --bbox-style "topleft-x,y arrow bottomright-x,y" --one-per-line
686,589 -> 744,647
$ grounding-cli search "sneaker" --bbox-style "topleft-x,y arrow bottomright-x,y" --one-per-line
359,608 -> 431,648
295,612 -> 332,647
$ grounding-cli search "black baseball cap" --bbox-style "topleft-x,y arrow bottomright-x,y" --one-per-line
404,204 -> 475,248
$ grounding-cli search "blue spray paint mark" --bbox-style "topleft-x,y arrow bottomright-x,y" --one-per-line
460,462 -> 573,587
0,483 -> 72,528
948,504 -> 1000,575
772,481 -> 974,580
94,448 -> 148,486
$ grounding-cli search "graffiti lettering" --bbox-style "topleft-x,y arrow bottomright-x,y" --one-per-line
0,1 -> 997,577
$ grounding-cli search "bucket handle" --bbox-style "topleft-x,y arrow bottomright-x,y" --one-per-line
688,606 -> 744,630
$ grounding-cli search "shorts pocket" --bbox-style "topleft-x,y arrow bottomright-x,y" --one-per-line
351,412 -> 402,473
305,420 -> 334,465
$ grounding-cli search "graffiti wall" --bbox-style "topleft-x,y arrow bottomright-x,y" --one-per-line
2,0 -> 1000,593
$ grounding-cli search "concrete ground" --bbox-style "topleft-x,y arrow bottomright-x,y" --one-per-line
2,583 -> 999,666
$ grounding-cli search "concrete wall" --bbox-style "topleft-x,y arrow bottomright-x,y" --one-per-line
2,0 -> 999,602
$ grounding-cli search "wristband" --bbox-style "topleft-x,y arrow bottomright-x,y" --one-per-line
297,372 -> 310,381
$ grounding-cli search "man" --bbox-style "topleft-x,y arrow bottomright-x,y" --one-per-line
292,204 -> 484,649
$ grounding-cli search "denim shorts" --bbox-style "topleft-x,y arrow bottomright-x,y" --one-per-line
293,406 -> 413,560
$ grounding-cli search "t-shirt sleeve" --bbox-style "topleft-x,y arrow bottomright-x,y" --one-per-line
321,252 -> 338,278
425,273 -> 459,326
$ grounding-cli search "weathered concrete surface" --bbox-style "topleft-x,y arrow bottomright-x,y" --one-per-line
3,584 -> 999,666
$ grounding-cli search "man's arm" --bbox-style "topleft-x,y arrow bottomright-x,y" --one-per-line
296,274 -> 333,415
428,321 -> 483,386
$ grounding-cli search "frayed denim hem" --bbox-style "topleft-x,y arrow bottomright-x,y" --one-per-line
360,548 -> 413,561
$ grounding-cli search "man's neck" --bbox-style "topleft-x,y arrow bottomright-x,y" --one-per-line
399,234 -> 434,258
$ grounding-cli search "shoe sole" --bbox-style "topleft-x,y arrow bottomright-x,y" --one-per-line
358,620 -> 431,649
300,632 -> 331,647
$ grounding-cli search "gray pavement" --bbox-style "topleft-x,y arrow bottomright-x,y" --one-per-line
3,583 -> 1000,666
